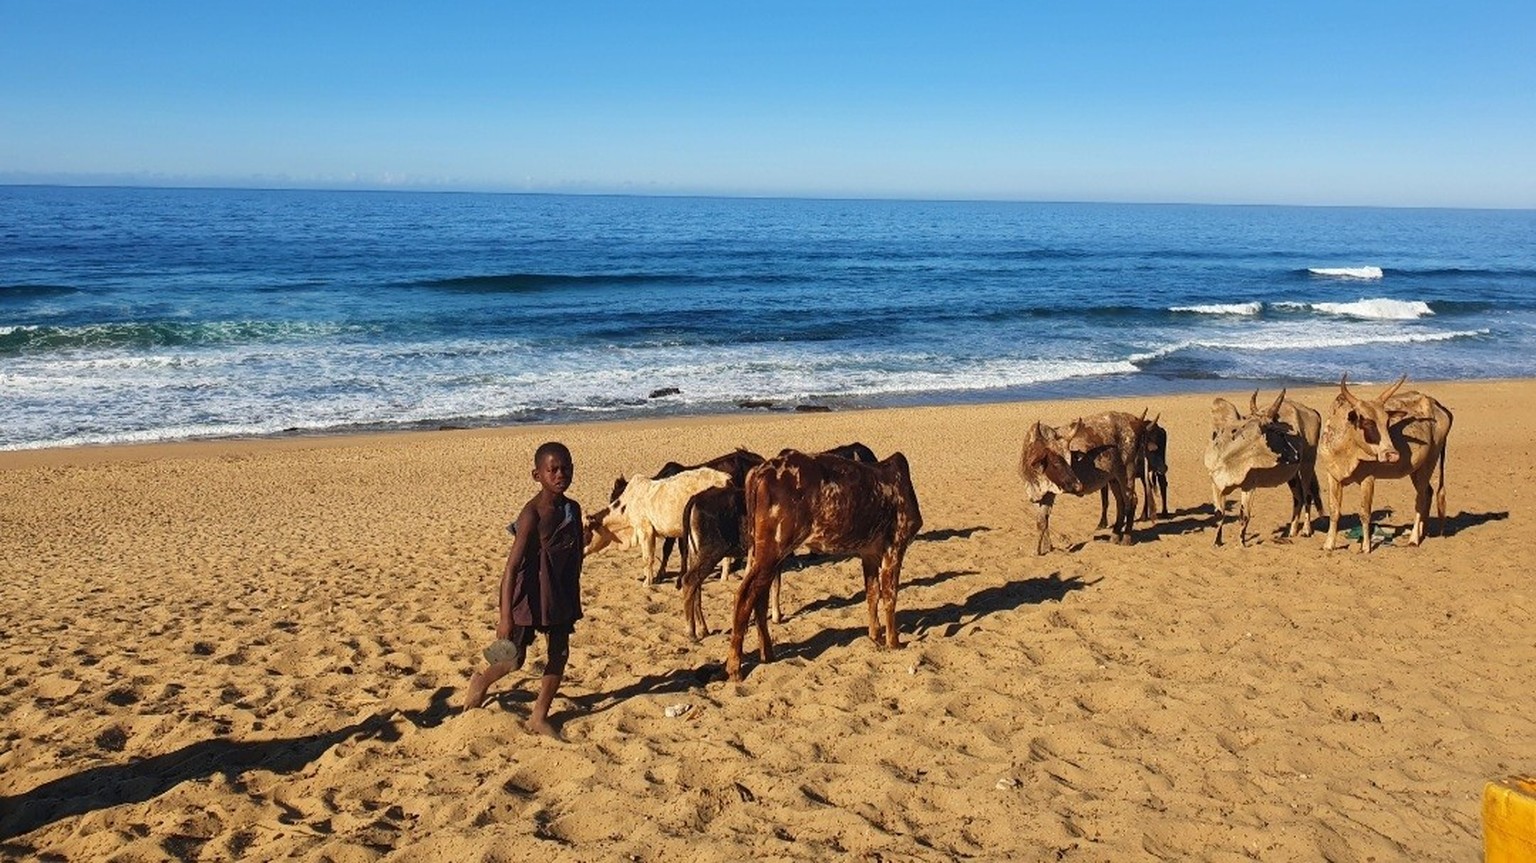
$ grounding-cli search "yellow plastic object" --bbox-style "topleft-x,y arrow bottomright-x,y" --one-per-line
1484,775 -> 1536,863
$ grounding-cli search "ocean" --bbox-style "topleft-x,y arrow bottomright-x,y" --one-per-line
2,186 -> 1534,451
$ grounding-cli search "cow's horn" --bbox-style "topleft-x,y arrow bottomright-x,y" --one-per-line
1379,374 -> 1407,402
1248,389 -> 1260,415
1339,373 -> 1359,406
1265,388 -> 1286,419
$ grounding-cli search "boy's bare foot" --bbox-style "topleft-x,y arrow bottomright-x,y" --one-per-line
525,717 -> 562,740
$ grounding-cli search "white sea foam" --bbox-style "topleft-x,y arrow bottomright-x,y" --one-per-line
1309,266 -> 1384,280
1129,328 -> 1485,363
1169,302 -> 1263,316
1311,298 -> 1433,320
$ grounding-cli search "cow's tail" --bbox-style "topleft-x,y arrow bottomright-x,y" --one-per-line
678,493 -> 697,589
1434,434 -> 1449,534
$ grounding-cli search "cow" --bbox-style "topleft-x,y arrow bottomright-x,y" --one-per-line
724,449 -> 923,682
1019,410 -> 1147,555
1141,416 -> 1170,520
1098,414 -> 1169,525
605,448 -> 764,581
680,443 -> 880,641
583,466 -> 732,584
1319,374 -> 1452,553
677,485 -> 747,641
1203,389 -> 1322,546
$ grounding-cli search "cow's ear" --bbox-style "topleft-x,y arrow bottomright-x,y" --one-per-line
1211,398 -> 1241,426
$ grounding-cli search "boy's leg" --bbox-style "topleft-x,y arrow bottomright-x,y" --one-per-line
465,661 -> 515,710
526,628 -> 569,739
464,628 -> 532,711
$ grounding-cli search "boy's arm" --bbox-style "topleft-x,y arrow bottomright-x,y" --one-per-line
498,504 -> 539,638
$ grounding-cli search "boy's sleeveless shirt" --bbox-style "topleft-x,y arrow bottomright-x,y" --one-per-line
509,500 -> 583,627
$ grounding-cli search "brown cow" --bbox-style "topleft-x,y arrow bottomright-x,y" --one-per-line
1019,410 -> 1147,554
1098,413 -> 1169,525
1319,374 -> 1452,553
724,450 -> 923,682
682,443 -> 881,642
1204,389 -> 1322,546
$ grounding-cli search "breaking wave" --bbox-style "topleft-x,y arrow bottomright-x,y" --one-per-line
1307,266 -> 1384,280
1130,328 -> 1486,363
1169,302 -> 1263,316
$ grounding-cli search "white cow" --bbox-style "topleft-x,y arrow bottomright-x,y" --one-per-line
583,467 -> 732,584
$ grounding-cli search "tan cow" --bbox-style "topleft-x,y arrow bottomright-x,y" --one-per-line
724,450 -> 922,682
1204,389 -> 1323,546
1019,410 -> 1147,554
583,466 -> 732,583
1319,374 -> 1453,553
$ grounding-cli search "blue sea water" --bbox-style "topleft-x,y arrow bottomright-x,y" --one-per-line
2,185 -> 1534,450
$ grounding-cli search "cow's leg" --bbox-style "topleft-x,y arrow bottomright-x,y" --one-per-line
1285,476 -> 1304,537
861,554 -> 882,644
1357,475 -> 1377,554
1410,472 -> 1432,546
752,576 -> 774,663
637,524 -> 658,584
1139,471 -> 1154,523
1034,494 -> 1055,555
1212,484 -> 1227,547
1097,487 -> 1110,529
727,554 -> 779,681
1322,474 -> 1344,551
681,565 -> 705,641
658,537 -> 677,582
1237,489 -> 1254,547
1115,479 -> 1136,545
878,545 -> 906,650
1296,468 -> 1318,536
1158,471 -> 1169,518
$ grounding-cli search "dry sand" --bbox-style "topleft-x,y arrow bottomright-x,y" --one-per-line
1,380 -> 1532,861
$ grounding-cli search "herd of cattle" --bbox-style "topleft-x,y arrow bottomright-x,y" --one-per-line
580,374 -> 1452,681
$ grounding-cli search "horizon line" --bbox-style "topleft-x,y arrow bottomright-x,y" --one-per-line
2,180 -> 1533,214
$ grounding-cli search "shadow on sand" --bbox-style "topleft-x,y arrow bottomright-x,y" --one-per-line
0,687 -> 458,844
730,571 -> 1093,680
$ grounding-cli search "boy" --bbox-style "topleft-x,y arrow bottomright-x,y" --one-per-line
463,441 -> 583,739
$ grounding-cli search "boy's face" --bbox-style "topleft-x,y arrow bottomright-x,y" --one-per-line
533,452 -> 573,496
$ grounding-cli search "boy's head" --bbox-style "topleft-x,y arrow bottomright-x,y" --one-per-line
532,441 -> 574,497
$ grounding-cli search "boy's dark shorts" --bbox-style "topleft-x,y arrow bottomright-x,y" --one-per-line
484,624 -> 573,665
509,623 -> 574,646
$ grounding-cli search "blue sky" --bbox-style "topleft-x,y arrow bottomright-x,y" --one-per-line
2,1 -> 1533,207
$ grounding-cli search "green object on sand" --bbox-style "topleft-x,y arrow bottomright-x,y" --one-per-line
483,639 -> 521,665
1343,525 -> 1393,544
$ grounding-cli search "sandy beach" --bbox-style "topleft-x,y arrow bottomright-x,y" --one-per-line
1,379 -> 1532,861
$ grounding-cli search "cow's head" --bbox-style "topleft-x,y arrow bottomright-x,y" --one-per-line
582,502 -> 632,555
1204,390 -> 1298,485
1333,373 -> 1408,464
1063,417 -> 1116,479
1143,414 -> 1168,472
1019,421 -> 1079,500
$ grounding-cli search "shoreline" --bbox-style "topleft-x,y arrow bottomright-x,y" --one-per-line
4,373 -> 1522,465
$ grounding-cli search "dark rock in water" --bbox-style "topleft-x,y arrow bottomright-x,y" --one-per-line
738,399 -> 774,409
649,387 -> 681,399
795,404 -> 832,413
438,424 -> 468,431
